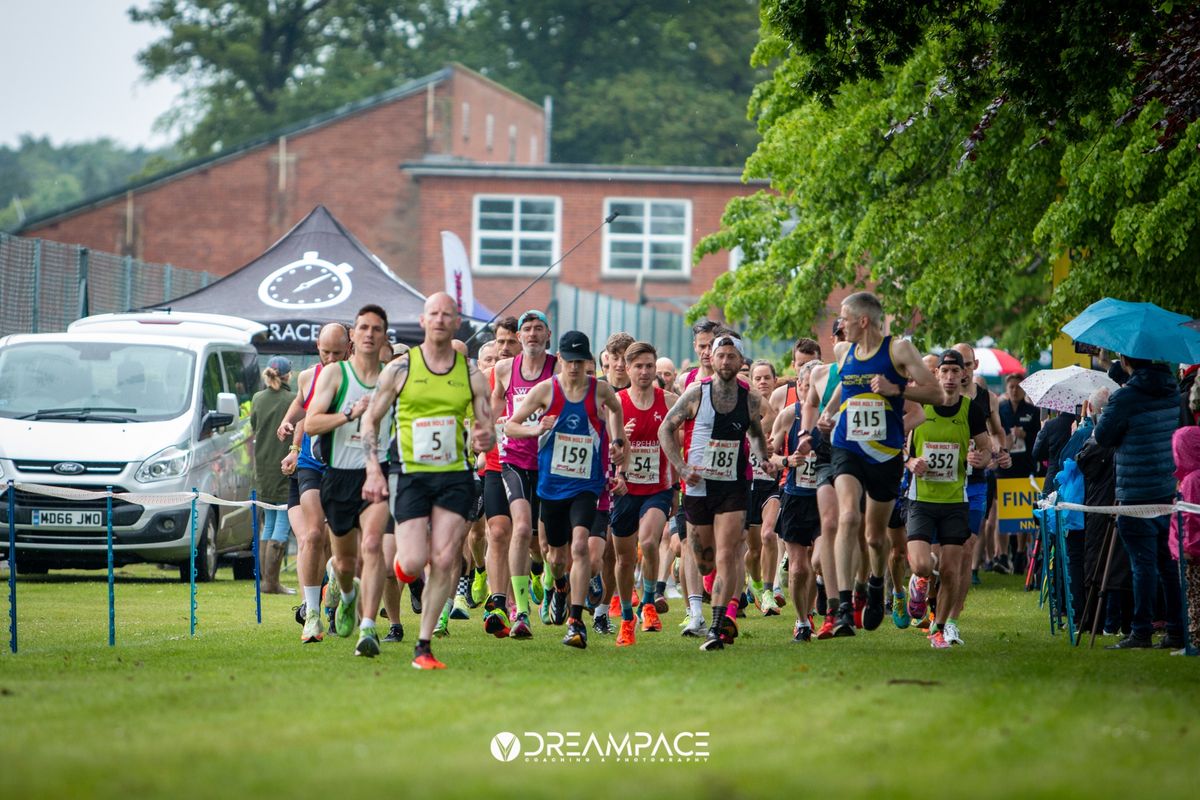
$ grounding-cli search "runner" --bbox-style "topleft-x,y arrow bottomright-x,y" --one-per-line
305,305 -> 395,657
595,332 -> 635,634
279,323 -> 349,643
611,341 -> 678,645
748,359 -> 783,615
660,331 -> 774,651
488,311 -> 556,639
903,350 -> 991,648
768,337 -> 822,414
656,357 -> 678,393
504,331 -> 627,650
361,293 -> 494,669
817,292 -> 942,635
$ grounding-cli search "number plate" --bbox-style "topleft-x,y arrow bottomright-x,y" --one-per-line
701,439 -> 740,481
749,451 -> 770,481
551,432 -> 593,479
923,442 -> 960,482
626,444 -> 660,485
793,454 -> 818,490
413,416 -> 458,466
847,397 -> 887,442
32,509 -> 104,528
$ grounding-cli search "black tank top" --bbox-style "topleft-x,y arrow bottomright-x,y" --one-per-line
967,384 -> 991,485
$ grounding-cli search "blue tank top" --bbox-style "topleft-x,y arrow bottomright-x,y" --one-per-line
832,335 -> 907,463
784,401 -> 820,497
536,377 -> 606,502
296,363 -> 326,473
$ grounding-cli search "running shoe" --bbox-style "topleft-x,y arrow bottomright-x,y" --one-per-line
509,612 -> 533,639
334,578 -> 361,639
293,602 -> 307,626
774,588 -> 787,608
588,575 -> 603,610
971,569 -> 981,587
530,573 -> 546,606
832,604 -> 856,637
680,614 -> 707,638
484,607 -> 511,638
562,618 -> 588,649
943,622 -> 964,645
593,612 -> 614,635
792,622 -> 813,643
607,592 -> 620,619
916,610 -> 933,630
678,612 -> 691,629
641,604 -> 663,632
470,570 -> 488,606
761,591 -> 780,616
433,613 -> 450,638
410,575 -> 425,614
907,574 -> 930,620
748,582 -> 764,611
355,625 -> 381,657
817,614 -> 836,640
412,652 -> 446,670
301,606 -> 324,643
383,623 -> 405,643
719,614 -> 739,644
654,595 -> 670,614
891,593 -> 912,629
323,559 -> 341,611
665,584 -> 683,600
451,594 -> 471,620
550,585 -> 569,625
539,591 -> 552,625
929,630 -> 951,649
616,618 -> 636,647
863,581 -> 885,631
699,629 -> 725,651
852,590 -> 866,629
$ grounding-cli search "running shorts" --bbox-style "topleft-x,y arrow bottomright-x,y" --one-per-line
831,448 -> 904,503
539,492 -> 600,548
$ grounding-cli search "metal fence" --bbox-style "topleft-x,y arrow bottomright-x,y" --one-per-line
0,233 -> 217,336
547,281 -> 790,368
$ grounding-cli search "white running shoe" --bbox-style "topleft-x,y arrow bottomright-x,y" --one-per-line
680,614 -> 707,638
943,622 -> 964,645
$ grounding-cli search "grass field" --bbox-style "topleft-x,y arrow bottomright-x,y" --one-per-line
1,565 -> 1197,799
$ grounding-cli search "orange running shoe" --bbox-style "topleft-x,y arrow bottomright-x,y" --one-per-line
616,618 -> 637,646
641,603 -> 663,632
816,614 -> 836,640
411,652 -> 447,669
608,594 -> 621,618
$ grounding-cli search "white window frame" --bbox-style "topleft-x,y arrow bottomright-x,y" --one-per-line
471,194 -> 562,276
601,197 -> 692,278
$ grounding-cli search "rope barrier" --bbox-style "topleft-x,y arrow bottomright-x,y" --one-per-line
8,482 -> 286,511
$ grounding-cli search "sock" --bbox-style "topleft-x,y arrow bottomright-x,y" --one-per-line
838,589 -> 852,609
570,604 -> 583,622
302,585 -> 321,612
554,575 -> 568,591
688,594 -> 703,619
854,580 -> 867,596
868,575 -> 884,589
360,618 -> 375,632
751,578 -> 764,596
416,638 -> 431,655
947,616 -> 958,627
930,622 -> 940,634
655,580 -> 666,597
621,600 -> 635,621
764,580 -> 774,593
799,617 -> 812,629
725,599 -> 739,619
486,593 -> 506,612
543,569 -> 555,592
531,560 -> 544,576
641,578 -> 655,606
711,605 -> 727,631
703,570 -> 716,594
341,585 -> 357,608
456,576 -> 468,597
511,575 -> 531,615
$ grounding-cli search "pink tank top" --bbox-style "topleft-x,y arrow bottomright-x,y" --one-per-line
502,352 -> 557,470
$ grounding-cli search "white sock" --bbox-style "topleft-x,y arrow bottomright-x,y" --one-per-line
688,594 -> 703,619
303,586 -> 321,612
341,586 -> 357,607
360,618 -> 375,631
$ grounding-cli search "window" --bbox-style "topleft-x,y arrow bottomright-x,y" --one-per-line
603,199 -> 691,275
472,196 -> 561,273
201,353 -> 223,413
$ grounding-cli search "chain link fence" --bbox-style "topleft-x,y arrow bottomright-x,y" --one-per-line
0,233 -> 216,337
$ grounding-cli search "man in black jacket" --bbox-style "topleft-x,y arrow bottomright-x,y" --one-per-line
1033,410 -> 1077,493
1093,356 -> 1185,650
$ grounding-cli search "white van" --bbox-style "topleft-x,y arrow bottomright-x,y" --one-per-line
0,312 -> 264,581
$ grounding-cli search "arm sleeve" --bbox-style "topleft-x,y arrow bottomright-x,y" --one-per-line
1093,391 -> 1127,447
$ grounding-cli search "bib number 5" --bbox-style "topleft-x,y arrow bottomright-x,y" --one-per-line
413,416 -> 458,466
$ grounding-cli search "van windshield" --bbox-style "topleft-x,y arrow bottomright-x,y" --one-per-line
0,342 -> 195,422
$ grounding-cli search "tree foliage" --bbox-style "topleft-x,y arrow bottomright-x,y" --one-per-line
698,2 -> 1200,358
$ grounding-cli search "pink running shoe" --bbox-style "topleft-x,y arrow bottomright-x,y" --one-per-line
907,574 -> 929,621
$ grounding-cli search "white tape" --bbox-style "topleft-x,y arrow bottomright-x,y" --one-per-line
7,483 -> 286,512
1037,498 -> 1193,519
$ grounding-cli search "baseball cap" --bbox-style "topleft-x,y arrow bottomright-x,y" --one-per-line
712,334 -> 746,358
938,350 -> 965,369
558,331 -> 594,362
832,317 -> 846,337
267,355 -> 292,376
518,309 -> 549,329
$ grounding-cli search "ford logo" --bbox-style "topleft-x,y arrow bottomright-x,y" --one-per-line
53,462 -> 86,475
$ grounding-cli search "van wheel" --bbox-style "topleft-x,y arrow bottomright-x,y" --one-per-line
179,514 -> 219,582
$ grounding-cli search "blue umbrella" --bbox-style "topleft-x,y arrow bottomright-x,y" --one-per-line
1061,298 -> 1200,364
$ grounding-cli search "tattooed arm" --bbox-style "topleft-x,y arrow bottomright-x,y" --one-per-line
361,356 -> 407,503
658,383 -> 702,485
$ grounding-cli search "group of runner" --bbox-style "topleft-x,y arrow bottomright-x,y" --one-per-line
277,288 -> 1015,668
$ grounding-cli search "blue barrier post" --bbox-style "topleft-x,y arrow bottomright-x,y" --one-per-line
106,486 -> 115,647
7,480 -> 16,654
251,490 -> 261,624
189,489 -> 197,637
1056,509 -> 1076,645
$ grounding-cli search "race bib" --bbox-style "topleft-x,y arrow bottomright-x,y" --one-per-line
750,451 -> 771,481
923,442 -> 960,483
413,416 -> 458,466
793,454 -> 818,490
1009,436 -> 1026,454
551,432 -> 593,479
627,444 -> 661,485
846,397 -> 887,442
701,439 -> 740,482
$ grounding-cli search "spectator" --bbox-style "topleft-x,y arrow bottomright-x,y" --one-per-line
251,356 -> 297,595
998,373 -> 1042,574
1094,355 -> 1184,650
1170,403 -> 1200,653
1033,409 -> 1078,492
1058,389 -> 1107,627
1180,364 -> 1199,427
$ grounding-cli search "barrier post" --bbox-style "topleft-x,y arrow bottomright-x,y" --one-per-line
189,489 -> 197,637
7,479 -> 16,654
1056,509 -> 1077,644
106,486 -> 114,647
251,490 -> 261,624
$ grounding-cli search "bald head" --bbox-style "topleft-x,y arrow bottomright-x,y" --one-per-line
952,342 -> 977,386
424,291 -> 458,315
316,322 -> 350,365
922,354 -> 939,376
656,356 -> 677,389
420,291 -> 460,344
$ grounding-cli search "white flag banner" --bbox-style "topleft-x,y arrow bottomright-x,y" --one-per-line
441,230 -> 475,316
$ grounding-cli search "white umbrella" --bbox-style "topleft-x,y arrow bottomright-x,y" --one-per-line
1019,366 -> 1118,413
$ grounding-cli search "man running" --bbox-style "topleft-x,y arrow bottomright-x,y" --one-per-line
611,341 -> 678,645
903,350 -> 991,648
817,292 -> 942,635
656,357 -> 678,392
748,359 -> 783,614
361,293 -> 494,669
488,311 -> 556,638
305,306 -> 394,657
660,332 -> 773,651
504,331 -> 627,650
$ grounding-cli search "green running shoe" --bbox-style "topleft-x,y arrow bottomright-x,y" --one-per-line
892,592 -> 912,629
451,594 -> 471,620
433,613 -> 450,639
470,569 -> 488,606
530,573 -> 546,605
323,558 -> 341,611
334,577 -> 360,639
355,624 -> 380,657
539,592 -> 552,625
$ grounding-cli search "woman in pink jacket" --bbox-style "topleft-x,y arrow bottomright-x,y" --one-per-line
1170,419 -> 1200,653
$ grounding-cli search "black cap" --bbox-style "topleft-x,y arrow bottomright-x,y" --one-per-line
832,317 -> 846,337
938,350 -> 965,369
558,331 -> 594,362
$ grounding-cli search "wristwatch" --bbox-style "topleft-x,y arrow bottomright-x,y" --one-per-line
343,408 -> 354,422
613,438 -> 626,446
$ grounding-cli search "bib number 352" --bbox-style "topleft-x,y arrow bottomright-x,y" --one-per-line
413,416 -> 458,466
551,432 -> 593,479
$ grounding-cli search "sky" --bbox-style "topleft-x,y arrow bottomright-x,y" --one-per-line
1,0 -> 182,150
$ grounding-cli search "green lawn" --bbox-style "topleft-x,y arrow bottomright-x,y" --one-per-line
1,566 -> 1196,799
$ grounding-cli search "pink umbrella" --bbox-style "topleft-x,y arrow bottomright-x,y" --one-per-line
974,347 -> 1024,377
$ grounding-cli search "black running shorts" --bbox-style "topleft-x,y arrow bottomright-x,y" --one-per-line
778,491 -> 821,547
683,480 -> 749,527
392,471 -> 476,525
539,492 -> 599,548
501,464 -> 541,521
831,448 -> 904,503
906,501 -> 970,547
483,469 -> 510,519
320,468 -> 369,537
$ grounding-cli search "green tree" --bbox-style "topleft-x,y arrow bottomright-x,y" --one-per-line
697,3 -> 1200,357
